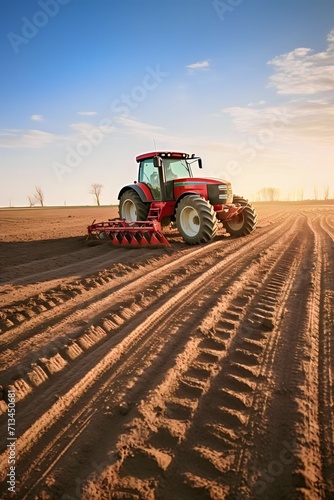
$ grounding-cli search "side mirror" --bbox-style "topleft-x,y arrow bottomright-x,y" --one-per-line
153,156 -> 162,168
198,158 -> 202,169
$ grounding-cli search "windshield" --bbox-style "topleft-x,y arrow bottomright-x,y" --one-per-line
163,159 -> 192,180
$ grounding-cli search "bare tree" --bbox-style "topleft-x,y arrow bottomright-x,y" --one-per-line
90,183 -> 104,206
257,187 -> 281,202
324,185 -> 330,200
298,187 -> 304,201
28,195 -> 35,207
313,185 -> 318,201
268,187 -> 280,202
34,185 -> 45,207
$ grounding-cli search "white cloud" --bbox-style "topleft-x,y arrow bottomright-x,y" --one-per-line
223,106 -> 280,132
116,116 -> 166,138
268,29 -> 334,95
31,114 -> 44,121
223,30 -> 334,146
223,97 -> 334,146
282,98 -> 334,143
22,130 -> 55,147
0,121 -> 117,149
248,101 -> 266,107
0,122 -> 105,149
68,121 -> 115,140
77,111 -> 98,116
70,121 -> 97,133
0,129 -> 56,148
186,60 -> 210,72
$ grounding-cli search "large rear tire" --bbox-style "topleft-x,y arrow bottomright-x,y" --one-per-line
119,190 -> 149,221
223,196 -> 257,237
176,195 -> 218,245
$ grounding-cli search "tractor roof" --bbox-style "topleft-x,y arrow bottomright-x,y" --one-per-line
136,151 -> 190,162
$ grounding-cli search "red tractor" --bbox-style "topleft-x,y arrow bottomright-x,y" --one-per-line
88,151 -> 257,246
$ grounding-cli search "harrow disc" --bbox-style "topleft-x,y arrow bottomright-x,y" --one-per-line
87,218 -> 171,247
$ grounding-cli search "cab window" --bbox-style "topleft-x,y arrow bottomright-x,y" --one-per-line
139,159 -> 161,200
163,159 -> 191,180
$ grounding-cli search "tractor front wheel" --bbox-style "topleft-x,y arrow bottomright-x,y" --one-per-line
176,195 -> 218,245
119,190 -> 149,221
223,196 -> 257,237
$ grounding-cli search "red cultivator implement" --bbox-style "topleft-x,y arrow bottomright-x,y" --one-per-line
87,218 -> 171,247
86,151 -> 257,248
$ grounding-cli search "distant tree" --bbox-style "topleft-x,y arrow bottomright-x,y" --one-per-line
313,185 -> 318,201
34,185 -> 45,206
28,195 -> 35,207
286,188 -> 305,202
90,183 -> 104,206
324,185 -> 330,200
268,187 -> 280,202
257,187 -> 281,202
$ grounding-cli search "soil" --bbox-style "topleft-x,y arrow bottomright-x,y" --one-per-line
0,202 -> 333,499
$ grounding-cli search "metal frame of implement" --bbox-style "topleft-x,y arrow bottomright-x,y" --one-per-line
87,218 -> 171,247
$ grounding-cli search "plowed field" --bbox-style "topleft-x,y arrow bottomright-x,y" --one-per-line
0,202 -> 333,499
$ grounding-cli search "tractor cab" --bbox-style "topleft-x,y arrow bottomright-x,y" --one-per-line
137,152 -> 201,201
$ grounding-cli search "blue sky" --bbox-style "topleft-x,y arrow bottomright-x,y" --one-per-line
1,0 -> 333,206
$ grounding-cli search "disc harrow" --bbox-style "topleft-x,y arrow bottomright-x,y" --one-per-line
87,218 -> 171,247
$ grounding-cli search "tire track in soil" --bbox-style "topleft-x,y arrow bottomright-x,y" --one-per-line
0,219 -> 287,384
316,214 -> 334,496
87,219 -> 306,500
0,255 -> 170,339
0,203 -> 290,341
0,248 -> 210,372
0,239 -> 181,297
233,211 -> 329,500
0,202 -> 291,325
0,213 -> 301,498
0,245 -> 121,290
0,237 -> 252,393
0,256 -> 206,418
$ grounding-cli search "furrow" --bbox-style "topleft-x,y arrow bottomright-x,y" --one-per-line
240,214 -> 326,499
316,215 -> 334,495
154,224 -> 306,499
0,233 -> 263,394
77,216 -> 304,499
0,243 -> 226,368
0,213 -> 297,498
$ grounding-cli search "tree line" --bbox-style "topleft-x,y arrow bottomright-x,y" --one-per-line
255,185 -> 331,202
27,183 -> 104,207
25,183 -> 331,207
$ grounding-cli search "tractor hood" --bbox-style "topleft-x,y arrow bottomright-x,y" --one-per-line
173,177 -> 233,205
173,177 -> 230,186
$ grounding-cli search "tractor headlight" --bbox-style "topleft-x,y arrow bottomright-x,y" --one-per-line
208,184 -> 229,204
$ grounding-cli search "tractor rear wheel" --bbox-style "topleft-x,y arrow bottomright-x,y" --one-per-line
119,190 -> 149,221
176,195 -> 218,245
223,196 -> 257,237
